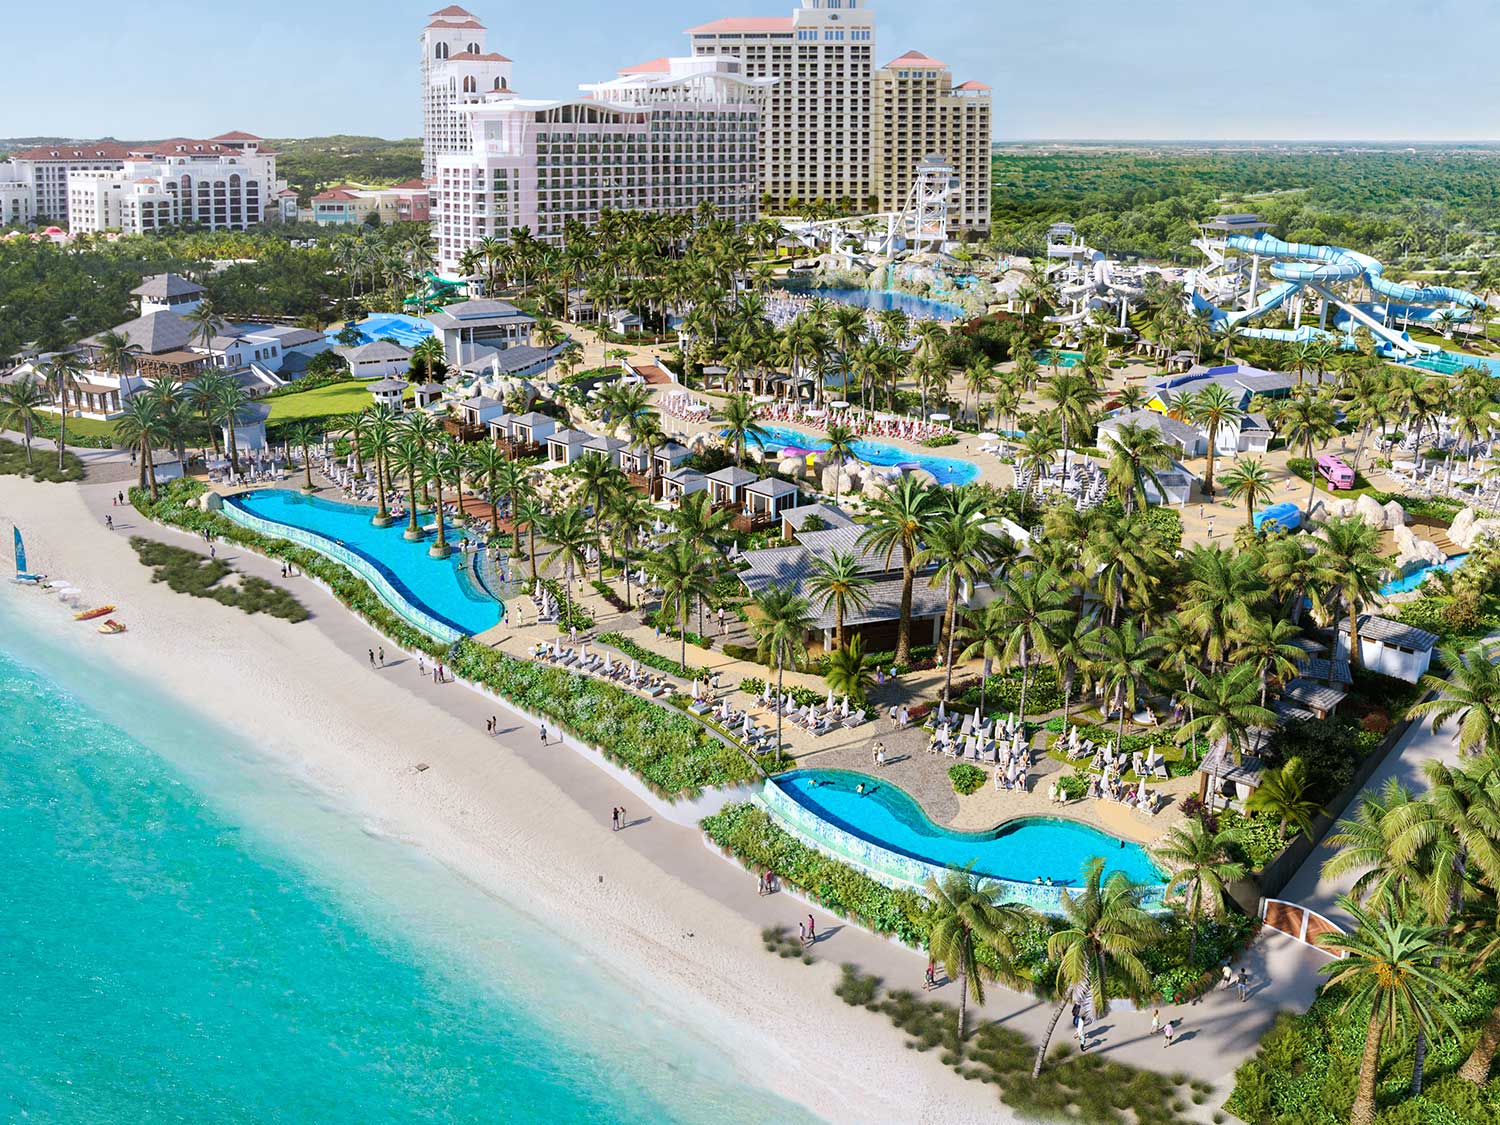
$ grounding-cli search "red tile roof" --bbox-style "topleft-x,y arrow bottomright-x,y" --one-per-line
618,57 -> 671,75
313,189 -> 358,202
447,50 -> 511,62
429,17 -> 483,29
211,130 -> 262,141
392,178 -> 430,190
955,80 -> 991,91
885,50 -> 947,68
13,142 -> 133,161
429,3 -> 476,16
686,16 -> 794,34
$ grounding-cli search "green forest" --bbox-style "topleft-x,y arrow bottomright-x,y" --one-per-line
989,146 -> 1500,282
265,135 -> 423,203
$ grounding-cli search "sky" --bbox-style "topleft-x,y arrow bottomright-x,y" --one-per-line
4,0 -> 1498,142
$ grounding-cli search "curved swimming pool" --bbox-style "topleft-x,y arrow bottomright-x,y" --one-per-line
775,284 -> 966,322
775,769 -> 1163,888
744,425 -> 979,487
224,490 -> 503,639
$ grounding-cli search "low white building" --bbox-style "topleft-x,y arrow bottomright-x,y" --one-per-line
336,340 -> 414,380
427,299 -> 535,366
1335,614 -> 1439,684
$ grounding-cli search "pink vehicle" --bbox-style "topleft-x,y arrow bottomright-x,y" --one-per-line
1316,454 -> 1356,490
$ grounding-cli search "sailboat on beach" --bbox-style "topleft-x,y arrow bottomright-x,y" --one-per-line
12,526 -> 43,584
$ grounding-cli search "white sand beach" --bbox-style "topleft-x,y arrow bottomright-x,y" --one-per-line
0,472 -> 1010,1124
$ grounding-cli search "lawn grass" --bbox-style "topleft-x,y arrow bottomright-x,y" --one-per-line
267,380 -> 408,423
0,438 -> 86,482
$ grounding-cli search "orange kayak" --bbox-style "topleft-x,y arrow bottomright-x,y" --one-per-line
97,619 -> 127,634
75,605 -> 115,621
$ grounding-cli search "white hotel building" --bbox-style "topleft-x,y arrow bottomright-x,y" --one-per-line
431,52 -> 767,274
420,5 -> 514,181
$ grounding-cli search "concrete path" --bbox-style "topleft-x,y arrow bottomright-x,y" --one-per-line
1277,715 -> 1464,927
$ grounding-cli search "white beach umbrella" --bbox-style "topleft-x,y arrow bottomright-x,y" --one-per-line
743,713 -> 753,736
826,687 -> 835,710
841,696 -> 849,718
1136,777 -> 1148,803
692,678 -> 701,698
630,659 -> 638,678
602,652 -> 612,673
936,700 -> 947,722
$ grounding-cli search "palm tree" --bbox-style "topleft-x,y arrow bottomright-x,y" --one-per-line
650,536 -> 716,674
0,375 -> 49,468
824,634 -> 874,706
1249,758 -> 1321,842
338,410 -> 370,478
857,474 -> 936,665
40,353 -> 83,470
514,494 -> 546,584
464,442 -> 513,538
1233,615 -> 1304,708
1032,857 -> 1159,1077
1180,545 -> 1269,669
210,381 -> 251,474
1087,623 -> 1162,751
388,437 -> 427,541
806,550 -> 872,651
751,587 -> 814,754
1151,818 -> 1246,964
1047,607 -> 1100,727
925,868 -> 1035,1040
543,506 -> 595,626
1177,663 -> 1275,771
1103,421 -> 1173,514
606,487 -> 652,610
1041,371 -> 1102,479
1013,429 -> 1060,513
184,300 -> 225,354
919,489 -> 1005,701
1186,382 -> 1243,497
957,599 -> 1016,719
1316,899 -> 1465,1125
1219,456 -> 1275,529
1314,516 -> 1388,670
822,422 -> 858,505
112,393 -> 168,498
286,421 -> 320,492
1407,643 -> 1500,757
990,567 -> 1071,725
426,441 -> 465,558
361,406 -> 399,527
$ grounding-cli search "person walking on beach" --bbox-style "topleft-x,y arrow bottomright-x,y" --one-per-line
1221,963 -> 1233,991
798,920 -> 806,943
1074,1012 -> 1088,1051
368,648 -> 376,668
805,915 -> 816,945
104,514 -> 113,530
539,723 -> 548,745
490,715 -> 497,736
611,807 -> 620,832
1236,968 -> 1250,1002
924,961 -> 936,991
1150,1008 -> 1162,1036
418,656 -> 426,678
378,646 -> 384,667
209,544 -> 215,559
1162,1020 -> 1175,1049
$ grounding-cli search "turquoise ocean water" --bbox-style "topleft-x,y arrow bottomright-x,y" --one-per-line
0,596 -> 796,1122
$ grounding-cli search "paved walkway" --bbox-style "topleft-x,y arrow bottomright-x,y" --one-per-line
1278,714 -> 1465,927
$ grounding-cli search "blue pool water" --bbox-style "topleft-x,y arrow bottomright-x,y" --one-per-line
227,489 -> 502,636
776,769 -> 1164,888
1407,350 -> 1500,377
0,596 -> 794,1123
744,424 -> 980,487
330,312 -> 435,348
1033,349 -> 1086,368
1380,553 -> 1467,596
777,284 -> 966,322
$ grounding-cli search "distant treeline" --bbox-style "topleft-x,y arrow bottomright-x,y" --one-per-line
989,149 -> 1500,274
265,136 -> 424,204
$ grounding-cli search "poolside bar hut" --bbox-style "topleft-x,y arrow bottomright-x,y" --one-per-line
662,467 -> 708,506
546,428 -> 591,466
707,465 -> 759,510
367,377 -> 409,413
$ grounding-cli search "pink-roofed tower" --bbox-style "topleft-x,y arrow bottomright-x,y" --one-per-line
420,6 -> 513,179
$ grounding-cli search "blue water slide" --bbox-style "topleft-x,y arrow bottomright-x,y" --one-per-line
1226,233 -> 1485,310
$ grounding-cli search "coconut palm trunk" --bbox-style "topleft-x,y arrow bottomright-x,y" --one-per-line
1031,999 -> 1071,1079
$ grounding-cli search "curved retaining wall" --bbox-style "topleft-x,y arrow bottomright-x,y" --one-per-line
754,779 -> 1166,915
221,499 -> 464,645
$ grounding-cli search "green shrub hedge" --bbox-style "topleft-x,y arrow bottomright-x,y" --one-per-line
130,537 -> 309,622
740,676 -> 822,708
0,438 -> 86,482
598,631 -> 711,680
948,763 -> 986,795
